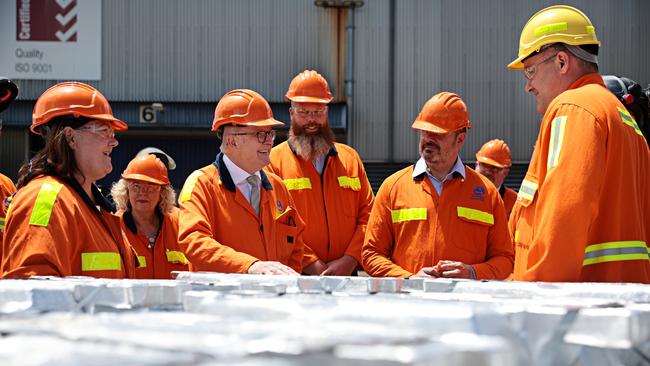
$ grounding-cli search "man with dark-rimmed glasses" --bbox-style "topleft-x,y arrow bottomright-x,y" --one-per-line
178,89 -> 305,275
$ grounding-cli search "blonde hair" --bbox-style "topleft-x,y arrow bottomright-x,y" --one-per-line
110,178 -> 177,215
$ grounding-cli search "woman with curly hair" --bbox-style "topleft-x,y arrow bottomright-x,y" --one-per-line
112,154 -> 189,279
1,82 -> 137,278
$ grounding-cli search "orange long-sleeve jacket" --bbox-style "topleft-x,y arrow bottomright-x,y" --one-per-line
178,153 -> 305,273
500,185 -> 517,218
1,176 -> 137,279
510,73 -> 650,283
362,164 -> 514,279
119,208 -> 189,279
268,142 -> 374,266
0,173 -> 16,255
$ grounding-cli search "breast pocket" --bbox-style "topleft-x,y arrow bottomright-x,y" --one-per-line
454,206 -> 493,254
274,207 -> 299,259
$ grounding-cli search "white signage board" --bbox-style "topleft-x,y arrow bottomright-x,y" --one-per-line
0,0 -> 102,80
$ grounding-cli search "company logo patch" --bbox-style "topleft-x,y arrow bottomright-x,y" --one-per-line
471,186 -> 485,201
16,0 -> 79,42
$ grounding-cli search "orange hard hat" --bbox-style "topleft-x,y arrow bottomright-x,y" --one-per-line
211,89 -> 284,131
31,82 -> 127,135
285,70 -> 333,104
476,139 -> 512,168
122,154 -> 170,185
412,92 -> 471,133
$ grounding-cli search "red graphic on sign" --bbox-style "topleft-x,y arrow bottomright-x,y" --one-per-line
16,0 -> 78,42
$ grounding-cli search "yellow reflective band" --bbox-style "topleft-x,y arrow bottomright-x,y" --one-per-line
0,216 -> 5,231
547,116 -> 567,169
29,181 -> 63,227
585,25 -> 595,34
534,22 -> 568,37
137,256 -> 147,268
338,176 -> 361,191
283,178 -> 312,191
81,252 -> 122,271
179,170 -> 204,203
517,179 -> 538,201
166,251 -> 189,264
617,107 -> 644,137
583,241 -> 649,266
391,208 -> 427,223
514,230 -> 519,242
457,206 -> 494,225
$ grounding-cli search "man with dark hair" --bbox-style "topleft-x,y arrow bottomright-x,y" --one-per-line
508,5 -> 650,283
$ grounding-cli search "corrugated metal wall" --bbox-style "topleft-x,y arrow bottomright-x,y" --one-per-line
6,0 -> 649,168
354,0 -> 650,162
14,0 -> 342,102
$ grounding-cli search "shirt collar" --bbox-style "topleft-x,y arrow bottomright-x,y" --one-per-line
213,153 -> 273,192
63,176 -> 116,214
412,156 -> 466,181
222,154 -> 261,186
567,72 -> 605,91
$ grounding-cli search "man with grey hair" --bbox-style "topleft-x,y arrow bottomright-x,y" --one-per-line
507,5 -> 650,283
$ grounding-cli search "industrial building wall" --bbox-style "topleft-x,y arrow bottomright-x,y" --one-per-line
3,0 -> 648,178
353,0 -> 650,162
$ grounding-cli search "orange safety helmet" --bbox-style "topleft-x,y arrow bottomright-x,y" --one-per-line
412,92 -> 471,133
31,82 -> 127,135
122,154 -> 170,185
211,89 -> 284,131
285,70 -> 333,104
476,139 -> 512,168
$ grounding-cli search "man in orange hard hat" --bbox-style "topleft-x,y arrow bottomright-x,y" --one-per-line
178,89 -> 305,275
474,139 -> 517,218
268,70 -> 374,276
362,92 -> 513,280
508,5 -> 650,282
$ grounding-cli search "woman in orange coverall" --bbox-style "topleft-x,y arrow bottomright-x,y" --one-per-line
111,154 -> 189,279
1,82 -> 137,279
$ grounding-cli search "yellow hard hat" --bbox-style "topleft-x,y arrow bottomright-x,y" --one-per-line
508,5 -> 600,70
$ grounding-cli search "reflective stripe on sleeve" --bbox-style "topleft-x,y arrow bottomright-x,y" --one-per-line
457,206 -> 494,225
29,181 -> 64,227
547,116 -> 567,169
518,179 -> 538,201
583,241 -> 649,266
0,216 -> 5,231
617,107 -> 644,137
179,170 -> 204,203
166,251 -> 189,264
337,176 -> 361,191
81,252 -> 122,271
391,208 -> 427,223
283,178 -> 312,191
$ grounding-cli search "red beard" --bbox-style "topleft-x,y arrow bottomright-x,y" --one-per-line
288,122 -> 336,161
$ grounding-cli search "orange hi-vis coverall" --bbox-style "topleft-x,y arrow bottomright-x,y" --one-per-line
0,173 -> 16,253
500,185 -> 517,218
362,164 -> 514,279
268,142 -> 374,266
1,176 -> 137,278
510,73 -> 650,283
178,153 -> 305,273
119,208 -> 189,279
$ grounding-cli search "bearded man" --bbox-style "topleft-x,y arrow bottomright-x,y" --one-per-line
268,70 -> 374,276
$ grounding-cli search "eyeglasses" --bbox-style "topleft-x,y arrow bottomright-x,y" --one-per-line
128,182 -> 160,194
523,53 -> 558,80
76,124 -> 115,139
230,130 -> 276,143
293,107 -> 327,118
